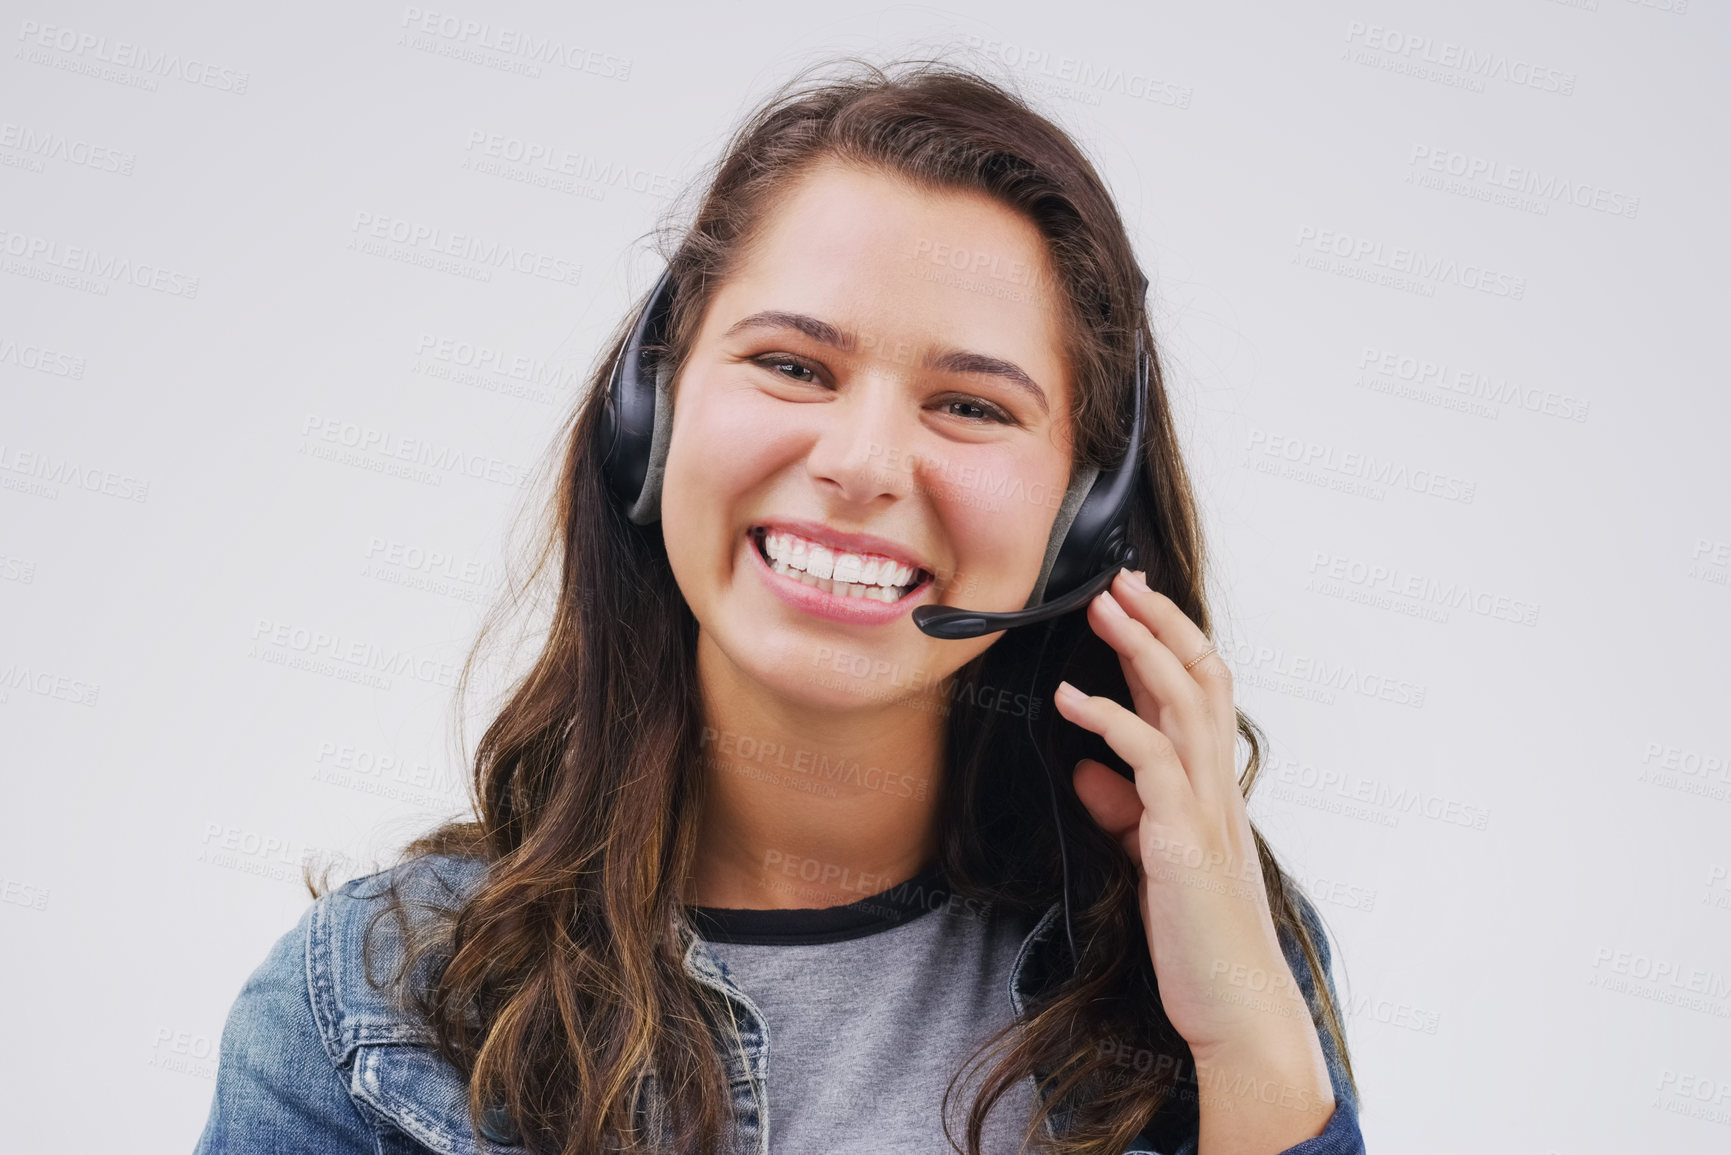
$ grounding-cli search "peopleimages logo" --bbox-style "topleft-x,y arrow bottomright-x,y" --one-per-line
248,617 -> 464,691
1407,145 -> 1640,220
1267,756 -> 1489,830
462,131 -> 675,199
0,121 -> 135,175
348,211 -> 581,286
1356,346 -> 1590,423
0,333 -> 86,379
299,414 -> 531,489
398,7 -> 631,79
1294,226 -> 1526,300
0,660 -> 100,707
0,873 -> 50,911
0,225 -> 200,298
960,34 -> 1193,109
1219,638 -> 1428,709
414,333 -> 584,391
700,725 -> 930,802
15,19 -> 251,93
1307,550 -> 1541,628
1244,427 -> 1478,505
1589,946 -> 1731,1013
0,441 -> 149,502
1342,20 -> 1577,96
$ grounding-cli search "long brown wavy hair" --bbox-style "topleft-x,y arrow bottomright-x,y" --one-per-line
313,55 -> 1355,1155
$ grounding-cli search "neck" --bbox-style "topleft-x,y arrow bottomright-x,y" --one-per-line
685,628 -> 949,910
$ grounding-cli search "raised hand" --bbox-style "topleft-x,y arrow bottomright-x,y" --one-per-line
1052,568 -> 1336,1154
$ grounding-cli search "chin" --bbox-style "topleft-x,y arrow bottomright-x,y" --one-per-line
745,628 -> 891,709
712,617 -> 937,717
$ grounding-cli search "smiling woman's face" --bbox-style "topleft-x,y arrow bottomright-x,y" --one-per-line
659,157 -> 1075,713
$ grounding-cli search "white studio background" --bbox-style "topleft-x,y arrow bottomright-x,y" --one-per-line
2,1 -> 1726,1152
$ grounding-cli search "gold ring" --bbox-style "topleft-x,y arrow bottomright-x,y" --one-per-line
1183,645 -> 1217,672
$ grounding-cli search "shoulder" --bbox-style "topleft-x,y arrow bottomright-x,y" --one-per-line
309,852 -> 492,1058
195,853 -> 507,1155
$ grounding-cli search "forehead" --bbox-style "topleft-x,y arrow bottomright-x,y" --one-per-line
710,158 -> 1070,401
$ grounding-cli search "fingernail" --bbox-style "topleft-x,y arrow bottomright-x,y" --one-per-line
1119,567 -> 1148,592
1096,589 -> 1129,617
1056,680 -> 1084,704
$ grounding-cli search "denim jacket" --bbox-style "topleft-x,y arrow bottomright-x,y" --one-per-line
193,854 -> 1364,1154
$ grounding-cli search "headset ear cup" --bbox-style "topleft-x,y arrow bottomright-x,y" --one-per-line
602,267 -> 678,515
625,358 -> 675,526
1043,338 -> 1148,601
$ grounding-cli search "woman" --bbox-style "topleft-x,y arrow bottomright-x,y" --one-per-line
195,59 -> 1363,1155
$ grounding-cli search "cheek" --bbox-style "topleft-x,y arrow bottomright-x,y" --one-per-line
928,445 -> 1067,575
661,387 -> 796,547
675,388 -> 761,478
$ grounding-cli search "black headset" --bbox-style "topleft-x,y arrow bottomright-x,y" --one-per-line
599,263 -> 1151,640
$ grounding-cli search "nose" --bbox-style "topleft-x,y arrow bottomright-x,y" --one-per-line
803,375 -> 922,511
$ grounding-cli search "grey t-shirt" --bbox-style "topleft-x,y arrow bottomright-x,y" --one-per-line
688,865 -> 1042,1154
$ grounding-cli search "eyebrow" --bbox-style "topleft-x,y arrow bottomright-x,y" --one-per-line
722,310 -> 1049,416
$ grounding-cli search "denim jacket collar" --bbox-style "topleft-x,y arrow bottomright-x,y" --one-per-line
322,856 -> 1076,1155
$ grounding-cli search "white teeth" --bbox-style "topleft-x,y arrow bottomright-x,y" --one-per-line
759,529 -> 922,595
775,573 -> 899,602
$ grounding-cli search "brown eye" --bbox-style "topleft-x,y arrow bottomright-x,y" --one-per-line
753,354 -> 820,385
936,395 -> 1015,425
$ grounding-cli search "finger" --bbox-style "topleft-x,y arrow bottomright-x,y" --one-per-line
1085,590 -> 1162,729
1110,569 -> 1234,729
1085,586 -> 1228,803
1054,680 -> 1191,818
1110,638 -> 1159,724
1071,757 -> 1144,863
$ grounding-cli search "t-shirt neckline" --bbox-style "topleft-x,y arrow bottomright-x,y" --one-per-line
686,860 -> 952,946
